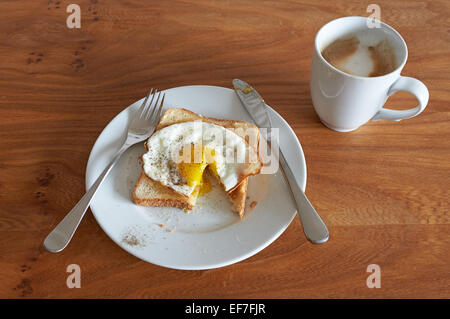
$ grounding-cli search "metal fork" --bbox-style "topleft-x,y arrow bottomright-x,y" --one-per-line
44,89 -> 165,253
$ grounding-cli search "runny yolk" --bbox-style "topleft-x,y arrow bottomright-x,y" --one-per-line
198,175 -> 212,195
178,161 -> 207,188
178,144 -> 216,195
189,173 -> 212,202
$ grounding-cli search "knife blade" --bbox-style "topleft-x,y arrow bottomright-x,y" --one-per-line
233,79 -> 329,244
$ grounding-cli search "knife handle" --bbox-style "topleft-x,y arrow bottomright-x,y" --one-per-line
278,150 -> 329,244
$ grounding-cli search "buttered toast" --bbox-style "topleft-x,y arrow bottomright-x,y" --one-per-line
132,108 -> 260,217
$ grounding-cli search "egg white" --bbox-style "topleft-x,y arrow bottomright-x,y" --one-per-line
142,121 -> 260,197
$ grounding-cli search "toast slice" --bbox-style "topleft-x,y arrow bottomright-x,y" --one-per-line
133,172 -> 198,210
132,108 -> 260,217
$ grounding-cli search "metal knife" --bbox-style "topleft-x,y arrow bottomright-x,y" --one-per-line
233,79 -> 329,244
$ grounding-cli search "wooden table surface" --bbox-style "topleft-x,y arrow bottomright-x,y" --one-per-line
0,0 -> 449,299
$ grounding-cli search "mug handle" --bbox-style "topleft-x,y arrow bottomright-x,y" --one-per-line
371,76 -> 429,121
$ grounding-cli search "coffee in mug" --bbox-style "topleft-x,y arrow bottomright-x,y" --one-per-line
321,32 -> 397,77
310,16 -> 429,132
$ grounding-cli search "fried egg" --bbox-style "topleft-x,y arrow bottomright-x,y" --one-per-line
142,121 -> 261,197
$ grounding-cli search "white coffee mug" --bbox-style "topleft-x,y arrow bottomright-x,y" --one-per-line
310,16 -> 429,132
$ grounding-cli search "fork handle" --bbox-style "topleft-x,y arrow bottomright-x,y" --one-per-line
44,148 -> 125,253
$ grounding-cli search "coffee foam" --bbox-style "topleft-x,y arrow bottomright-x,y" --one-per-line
321,29 -> 398,77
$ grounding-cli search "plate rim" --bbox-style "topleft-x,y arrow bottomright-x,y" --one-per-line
85,85 -> 307,270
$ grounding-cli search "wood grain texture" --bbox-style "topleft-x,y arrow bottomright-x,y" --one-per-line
0,0 -> 449,298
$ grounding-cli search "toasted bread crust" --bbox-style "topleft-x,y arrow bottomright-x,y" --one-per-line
157,108 -> 258,130
132,172 -> 195,210
228,178 -> 248,218
132,197 -> 194,210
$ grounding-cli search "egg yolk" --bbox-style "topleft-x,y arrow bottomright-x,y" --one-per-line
178,161 -> 207,188
178,144 -> 217,195
187,173 -> 212,211
198,175 -> 212,195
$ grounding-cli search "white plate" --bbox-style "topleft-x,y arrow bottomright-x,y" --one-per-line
86,85 -> 306,270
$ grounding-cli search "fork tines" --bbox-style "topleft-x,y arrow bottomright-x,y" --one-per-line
139,89 -> 165,124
